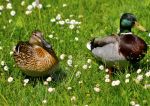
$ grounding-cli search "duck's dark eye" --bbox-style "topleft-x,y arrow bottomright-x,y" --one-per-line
34,33 -> 41,38
33,33 -> 37,36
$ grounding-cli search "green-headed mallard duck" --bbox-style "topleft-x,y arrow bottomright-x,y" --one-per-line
13,30 -> 59,77
87,13 -> 148,72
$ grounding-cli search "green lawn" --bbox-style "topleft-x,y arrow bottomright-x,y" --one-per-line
0,0 -> 150,106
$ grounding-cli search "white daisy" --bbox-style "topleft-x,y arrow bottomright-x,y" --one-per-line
42,99 -> 47,104
105,68 -> 109,72
137,69 -> 142,74
0,5 -> 4,11
4,65 -> 9,71
87,59 -> 92,64
71,96 -> 76,101
74,37 -> 79,41
56,14 -> 61,20
134,104 -> 140,106
145,71 -> 150,77
8,19 -> 12,23
58,20 -> 65,25
60,54 -> 65,60
6,3 -> 12,9
69,24 -> 75,29
144,84 -> 150,89
24,79 -> 29,84
99,65 -> 104,70
78,80 -> 83,84
65,19 -> 70,23
46,77 -> 52,82
0,25 -> 6,29
94,87 -> 100,92
75,71 -> 81,78
111,80 -> 120,86
43,81 -> 48,85
27,5 -> 33,11
37,4 -> 43,9
130,101 -> 136,106
10,51 -> 13,55
105,78 -> 110,82
21,1 -> 25,6
10,10 -> 16,16
0,46 -> 3,50
25,10 -> 32,15
69,14 -> 74,18
67,87 -> 72,90
51,18 -> 56,22
1,61 -> 5,66
48,87 -> 55,93
67,59 -> 72,67
136,75 -> 143,82
48,34 -> 53,38
8,77 -> 13,83
125,79 -> 129,83
32,2 -> 37,8
88,65 -> 91,69
62,4 -> 67,7
82,64 -> 88,70
125,73 -> 130,78
69,20 -> 76,25
105,74 -> 110,79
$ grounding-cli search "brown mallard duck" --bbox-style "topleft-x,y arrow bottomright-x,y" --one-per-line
13,30 -> 59,77
87,13 -> 148,73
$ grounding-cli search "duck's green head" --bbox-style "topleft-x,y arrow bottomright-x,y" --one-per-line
120,13 -> 147,33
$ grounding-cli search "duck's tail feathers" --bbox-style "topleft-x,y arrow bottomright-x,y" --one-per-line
87,38 -> 96,51
86,41 -> 92,50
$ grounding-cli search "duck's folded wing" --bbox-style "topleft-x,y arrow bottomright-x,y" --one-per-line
14,41 -> 32,54
91,35 -> 119,48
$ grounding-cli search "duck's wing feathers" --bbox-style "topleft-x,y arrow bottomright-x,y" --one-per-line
14,41 -> 33,55
89,34 -> 127,64
43,46 -> 58,61
90,34 -> 119,50
13,41 -> 34,68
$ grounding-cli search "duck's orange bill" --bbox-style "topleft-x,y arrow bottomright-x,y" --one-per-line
134,21 -> 147,32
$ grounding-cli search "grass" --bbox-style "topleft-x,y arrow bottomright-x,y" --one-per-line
0,0 -> 150,105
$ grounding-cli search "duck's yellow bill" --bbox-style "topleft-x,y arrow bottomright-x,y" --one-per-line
134,21 -> 147,32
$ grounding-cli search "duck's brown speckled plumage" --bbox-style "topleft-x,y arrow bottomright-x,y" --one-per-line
13,31 -> 59,77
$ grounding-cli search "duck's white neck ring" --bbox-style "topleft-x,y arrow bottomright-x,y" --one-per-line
120,32 -> 133,35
